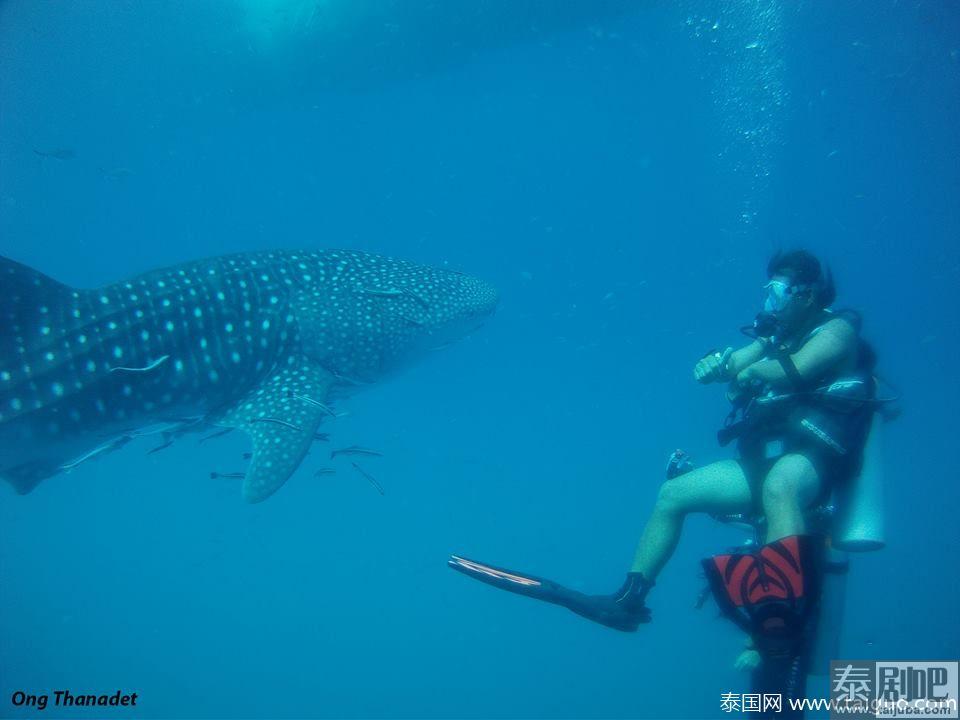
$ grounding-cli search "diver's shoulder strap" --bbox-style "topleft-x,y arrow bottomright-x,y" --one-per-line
777,308 -> 864,390
770,343 -> 810,391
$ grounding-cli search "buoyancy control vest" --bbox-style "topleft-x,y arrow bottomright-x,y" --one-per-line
718,309 -> 878,465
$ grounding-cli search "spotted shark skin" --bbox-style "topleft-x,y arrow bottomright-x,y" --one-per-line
0,249 -> 498,502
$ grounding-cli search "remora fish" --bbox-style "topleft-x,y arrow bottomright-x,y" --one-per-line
0,249 -> 497,502
33,148 -> 76,160
351,462 -> 384,495
330,445 -> 383,459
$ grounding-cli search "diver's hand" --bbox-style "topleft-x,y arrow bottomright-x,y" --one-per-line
734,364 -> 761,391
694,347 -> 733,384
734,649 -> 762,672
731,365 -> 768,403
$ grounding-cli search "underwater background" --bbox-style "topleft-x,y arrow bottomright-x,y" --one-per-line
1,1 -> 958,718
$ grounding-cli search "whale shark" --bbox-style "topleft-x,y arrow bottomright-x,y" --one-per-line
0,249 -> 498,502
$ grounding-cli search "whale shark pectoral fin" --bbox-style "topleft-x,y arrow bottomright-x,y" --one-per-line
241,419 -> 317,503
219,360 -> 335,503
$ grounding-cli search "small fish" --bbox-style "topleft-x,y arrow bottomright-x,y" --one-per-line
313,432 -> 330,442
199,427 -> 234,444
362,286 -> 429,309
210,471 -> 245,480
129,417 -> 200,437
289,392 -> 337,417
330,445 -> 383,459
60,436 -> 131,471
109,355 -> 170,374
331,371 -> 374,387
242,452 -> 252,460
351,462 -> 384,495
396,312 -> 426,327
401,287 -> 430,309
250,417 -> 302,431
147,439 -> 174,455
34,148 -> 76,160
314,468 -> 336,477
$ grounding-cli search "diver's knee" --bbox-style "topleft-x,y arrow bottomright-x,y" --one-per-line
762,473 -> 801,507
655,480 -> 687,516
763,454 -> 819,509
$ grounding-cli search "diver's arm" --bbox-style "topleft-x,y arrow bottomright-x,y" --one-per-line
736,318 -> 856,390
694,340 -> 768,384
725,339 -> 768,377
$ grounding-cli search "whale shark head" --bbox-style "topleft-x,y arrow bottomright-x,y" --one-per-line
293,251 -> 498,383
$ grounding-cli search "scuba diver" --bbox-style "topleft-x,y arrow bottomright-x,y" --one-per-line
450,250 -> 888,710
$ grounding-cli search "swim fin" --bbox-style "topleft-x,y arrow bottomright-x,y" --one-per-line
702,534 -> 824,656
448,555 -> 653,632
703,535 -> 825,715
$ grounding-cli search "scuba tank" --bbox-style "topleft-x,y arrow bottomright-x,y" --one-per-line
832,413 -> 886,551
807,547 -> 849,676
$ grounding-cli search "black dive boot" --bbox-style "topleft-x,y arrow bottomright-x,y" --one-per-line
448,555 -> 654,632
564,571 -> 654,631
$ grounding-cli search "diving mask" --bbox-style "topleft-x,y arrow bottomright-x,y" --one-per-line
762,278 -> 796,314
743,277 -> 805,340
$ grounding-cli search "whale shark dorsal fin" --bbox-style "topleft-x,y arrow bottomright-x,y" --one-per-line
0,255 -> 73,297
218,359 -> 335,503
1,255 -> 77,360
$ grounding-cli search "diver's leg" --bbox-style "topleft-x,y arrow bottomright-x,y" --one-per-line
449,460 -> 753,631
631,459 -> 753,579
761,453 -> 822,542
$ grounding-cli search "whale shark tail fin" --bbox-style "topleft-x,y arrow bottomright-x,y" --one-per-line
0,255 -> 77,361
1,461 -> 60,495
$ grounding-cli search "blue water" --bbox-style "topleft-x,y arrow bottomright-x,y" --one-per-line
1,2 -> 958,718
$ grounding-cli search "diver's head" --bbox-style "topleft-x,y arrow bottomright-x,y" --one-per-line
752,250 -> 834,339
